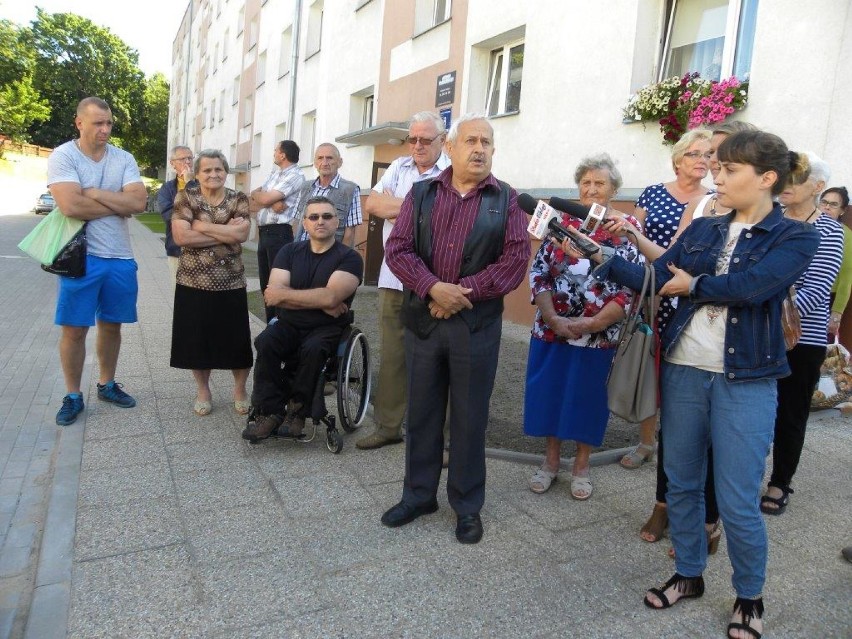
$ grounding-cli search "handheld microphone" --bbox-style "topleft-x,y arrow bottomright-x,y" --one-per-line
548,197 -> 609,234
518,194 -> 601,258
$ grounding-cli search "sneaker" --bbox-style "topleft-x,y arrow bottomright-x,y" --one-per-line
96,381 -> 137,408
56,394 -> 85,426
242,413 -> 283,442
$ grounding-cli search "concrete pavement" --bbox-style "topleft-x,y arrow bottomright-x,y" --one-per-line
0,213 -> 850,638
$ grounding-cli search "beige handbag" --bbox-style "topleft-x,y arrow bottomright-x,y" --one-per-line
781,286 -> 801,351
607,263 -> 658,423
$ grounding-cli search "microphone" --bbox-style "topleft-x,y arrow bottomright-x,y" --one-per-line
518,194 -> 601,258
549,197 -> 609,234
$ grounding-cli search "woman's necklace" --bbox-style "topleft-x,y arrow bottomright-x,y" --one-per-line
785,207 -> 818,223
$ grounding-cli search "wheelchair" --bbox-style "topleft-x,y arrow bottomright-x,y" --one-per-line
247,317 -> 372,454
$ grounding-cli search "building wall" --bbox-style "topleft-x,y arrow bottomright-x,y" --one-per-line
168,0 -> 852,325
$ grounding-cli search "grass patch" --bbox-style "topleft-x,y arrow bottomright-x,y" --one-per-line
136,213 -> 166,233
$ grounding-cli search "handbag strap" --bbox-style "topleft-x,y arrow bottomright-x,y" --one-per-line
622,262 -> 654,335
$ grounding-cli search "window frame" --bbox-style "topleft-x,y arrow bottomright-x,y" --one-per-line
484,39 -> 524,117
658,0 -> 758,82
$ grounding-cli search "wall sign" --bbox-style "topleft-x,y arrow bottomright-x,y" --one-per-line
435,71 -> 456,107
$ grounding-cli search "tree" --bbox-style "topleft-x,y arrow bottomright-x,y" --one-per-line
0,19 -> 50,140
126,73 -> 171,174
25,9 -> 146,149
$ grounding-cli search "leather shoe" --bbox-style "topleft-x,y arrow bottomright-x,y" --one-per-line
455,513 -> 483,544
356,431 -> 403,450
380,500 -> 438,528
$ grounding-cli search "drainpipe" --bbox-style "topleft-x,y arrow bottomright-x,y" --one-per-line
287,0 -> 302,140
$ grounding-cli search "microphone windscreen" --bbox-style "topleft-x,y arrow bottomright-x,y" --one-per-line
517,193 -> 538,215
548,197 -> 590,220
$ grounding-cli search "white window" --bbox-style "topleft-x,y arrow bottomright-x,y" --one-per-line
485,41 -> 524,116
257,51 -> 267,87
202,106 -> 207,129
249,15 -> 259,50
210,99 -> 216,128
243,94 -> 253,128
415,0 -> 451,34
301,111 -> 316,164
363,95 -> 375,129
213,44 -> 219,72
275,121 -> 288,144
219,90 -> 226,121
232,76 -> 240,105
660,0 -> 759,81
307,1 -> 323,57
252,133 -> 262,167
223,30 -> 229,60
279,27 -> 293,78
237,6 -> 245,37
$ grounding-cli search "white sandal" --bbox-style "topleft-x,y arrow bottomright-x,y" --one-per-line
620,443 -> 656,469
570,473 -> 593,500
529,467 -> 558,494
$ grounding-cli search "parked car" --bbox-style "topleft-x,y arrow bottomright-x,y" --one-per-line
34,192 -> 54,214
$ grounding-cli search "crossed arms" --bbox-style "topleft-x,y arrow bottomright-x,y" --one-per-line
264,268 -> 360,318
50,181 -> 147,221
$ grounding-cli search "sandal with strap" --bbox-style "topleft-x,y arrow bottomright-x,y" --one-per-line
760,484 -> 793,516
668,519 -> 723,558
643,573 -> 705,610
727,597 -> 764,638
640,503 -> 668,543
620,443 -> 656,469
529,467 -> 558,494
570,473 -> 592,500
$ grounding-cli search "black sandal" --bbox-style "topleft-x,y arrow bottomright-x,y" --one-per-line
760,484 -> 793,515
643,573 -> 705,609
727,596 -> 764,638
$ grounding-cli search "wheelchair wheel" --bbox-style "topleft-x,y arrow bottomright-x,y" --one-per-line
326,429 -> 343,454
337,328 -> 371,432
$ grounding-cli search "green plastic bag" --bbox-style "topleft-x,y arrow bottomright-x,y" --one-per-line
17,207 -> 84,265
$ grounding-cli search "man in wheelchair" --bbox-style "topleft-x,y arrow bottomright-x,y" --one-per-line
242,196 -> 363,442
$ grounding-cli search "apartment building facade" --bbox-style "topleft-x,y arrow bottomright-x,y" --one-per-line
168,0 -> 852,319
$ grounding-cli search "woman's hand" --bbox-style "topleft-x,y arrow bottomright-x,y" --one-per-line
559,235 -> 604,263
829,312 -> 842,335
602,217 -> 640,242
659,263 -> 693,297
546,316 -> 585,340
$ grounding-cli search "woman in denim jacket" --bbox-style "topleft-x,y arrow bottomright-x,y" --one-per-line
580,131 -> 819,639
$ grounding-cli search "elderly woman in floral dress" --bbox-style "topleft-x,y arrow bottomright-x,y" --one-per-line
524,153 -> 641,500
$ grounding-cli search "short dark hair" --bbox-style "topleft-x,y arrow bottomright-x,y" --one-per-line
305,195 -> 334,210
77,97 -> 110,115
278,140 -> 300,163
823,186 -> 850,209
716,131 -> 800,197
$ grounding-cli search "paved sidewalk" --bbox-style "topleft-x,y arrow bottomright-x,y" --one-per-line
1,215 -> 850,638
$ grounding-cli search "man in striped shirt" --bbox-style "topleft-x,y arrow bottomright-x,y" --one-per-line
380,114 -> 530,544
249,140 -> 305,322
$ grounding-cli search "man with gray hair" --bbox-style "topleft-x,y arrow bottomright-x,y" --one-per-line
356,111 -> 450,450
157,145 -> 197,284
381,114 -> 530,544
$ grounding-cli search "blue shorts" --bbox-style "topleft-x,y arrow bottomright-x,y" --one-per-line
55,255 -> 139,326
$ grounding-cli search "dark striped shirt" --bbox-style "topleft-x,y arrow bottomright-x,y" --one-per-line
385,167 -> 530,301
795,212 -> 844,346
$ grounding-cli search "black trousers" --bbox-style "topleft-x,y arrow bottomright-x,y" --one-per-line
656,429 -> 719,524
251,320 -> 342,417
401,316 -> 501,516
770,343 -> 826,488
258,224 -> 293,322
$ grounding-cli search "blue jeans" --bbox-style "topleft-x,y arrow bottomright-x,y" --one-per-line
660,362 -> 776,598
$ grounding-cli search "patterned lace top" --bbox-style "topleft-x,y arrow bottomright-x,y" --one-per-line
173,186 -> 250,291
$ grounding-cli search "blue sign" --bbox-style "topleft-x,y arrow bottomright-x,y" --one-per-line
440,108 -> 452,131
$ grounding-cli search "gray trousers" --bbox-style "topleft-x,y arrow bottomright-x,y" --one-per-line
401,315 -> 501,515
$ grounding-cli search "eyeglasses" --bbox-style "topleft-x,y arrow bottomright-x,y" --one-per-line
406,136 -> 440,146
172,156 -> 194,163
819,199 -> 842,209
683,151 -> 712,160
306,213 -> 336,221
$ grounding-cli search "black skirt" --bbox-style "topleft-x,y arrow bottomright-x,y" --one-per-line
170,284 -> 254,370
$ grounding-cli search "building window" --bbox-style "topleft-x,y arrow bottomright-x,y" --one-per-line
237,6 -> 245,37
301,111 -> 316,163
348,87 -> 375,133
252,133 -> 262,167
363,95 -> 374,129
415,0 -> 451,34
210,99 -> 216,128
202,106 -> 208,129
275,121 -> 288,144
485,41 -> 524,116
219,90 -> 226,121
223,30 -> 229,60
307,1 -> 323,57
279,27 -> 293,78
232,76 -> 240,105
249,15 -> 259,50
213,44 -> 219,72
257,51 -> 267,87
243,94 -> 253,128
660,0 -> 758,81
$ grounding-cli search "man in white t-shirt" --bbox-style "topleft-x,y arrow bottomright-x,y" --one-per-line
356,111 -> 450,450
48,97 -> 147,426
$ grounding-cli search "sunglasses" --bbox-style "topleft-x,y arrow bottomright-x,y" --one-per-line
306,213 -> 336,221
406,135 -> 440,146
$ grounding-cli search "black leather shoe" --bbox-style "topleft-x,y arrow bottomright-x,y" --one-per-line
380,500 -> 439,528
455,513 -> 483,544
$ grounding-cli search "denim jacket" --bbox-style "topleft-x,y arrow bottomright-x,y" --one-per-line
595,205 -> 820,381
